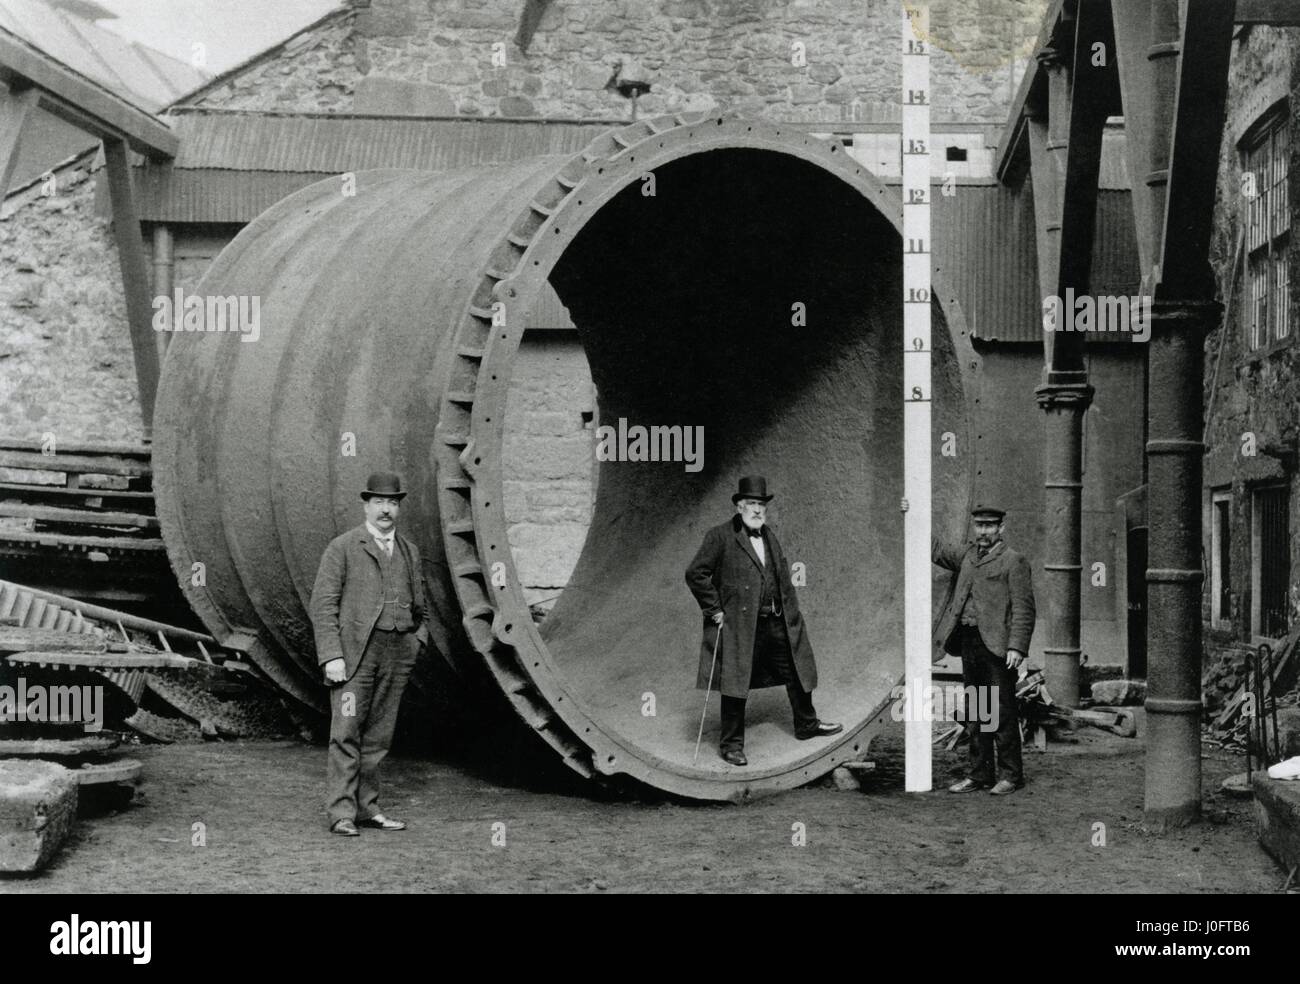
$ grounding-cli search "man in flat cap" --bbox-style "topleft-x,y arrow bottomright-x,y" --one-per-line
310,471 -> 431,835
685,475 -> 841,767
933,505 -> 1036,795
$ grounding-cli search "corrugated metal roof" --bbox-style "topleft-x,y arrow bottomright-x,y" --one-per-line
0,0 -> 210,110
98,168 -> 329,223
941,185 -> 1139,343
164,111 -> 619,172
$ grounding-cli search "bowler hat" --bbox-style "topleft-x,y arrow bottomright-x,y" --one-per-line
732,475 -> 774,503
971,504 -> 1005,521
360,471 -> 407,501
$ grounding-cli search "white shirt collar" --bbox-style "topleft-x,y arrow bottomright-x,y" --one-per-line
365,521 -> 394,543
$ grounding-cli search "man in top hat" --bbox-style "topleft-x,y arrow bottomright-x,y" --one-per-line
685,475 -> 842,767
932,505 -> 1036,795
310,471 -> 432,835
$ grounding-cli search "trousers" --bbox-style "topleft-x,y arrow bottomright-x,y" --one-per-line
720,615 -> 817,751
325,627 -> 417,825
958,626 -> 1024,786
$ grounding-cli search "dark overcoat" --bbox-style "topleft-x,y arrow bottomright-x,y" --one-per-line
932,537 -> 1036,658
684,515 -> 818,698
309,523 -> 432,684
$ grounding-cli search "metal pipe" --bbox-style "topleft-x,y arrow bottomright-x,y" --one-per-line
152,115 -> 982,800
151,224 -> 174,360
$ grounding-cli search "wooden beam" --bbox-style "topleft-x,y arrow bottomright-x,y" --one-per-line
1158,0 -> 1237,300
103,137 -> 159,438
0,28 -> 175,159
514,0 -> 553,52
1236,0 -> 1300,26
0,85 -> 37,199
1110,0 -> 1161,278
995,0 -> 1068,183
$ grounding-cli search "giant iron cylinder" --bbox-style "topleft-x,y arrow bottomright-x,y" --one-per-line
154,115 -> 978,800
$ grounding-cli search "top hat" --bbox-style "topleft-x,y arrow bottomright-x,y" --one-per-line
732,475 -> 774,504
970,504 -> 1005,521
360,471 -> 407,501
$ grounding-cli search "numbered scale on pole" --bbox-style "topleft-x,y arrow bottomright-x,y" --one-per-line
901,2 -> 932,793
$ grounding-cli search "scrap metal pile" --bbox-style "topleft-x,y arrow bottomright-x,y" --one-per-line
0,578 -> 294,872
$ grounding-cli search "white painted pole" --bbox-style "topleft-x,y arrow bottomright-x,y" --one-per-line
901,2 -> 932,792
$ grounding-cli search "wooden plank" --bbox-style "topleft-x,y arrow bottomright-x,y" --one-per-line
104,136 -> 159,438
0,449 -> 151,477
0,438 -> 150,458
7,650 -> 207,670
0,502 -> 159,530
0,627 -> 106,653
0,481 -> 154,502
0,85 -> 38,200
0,529 -> 165,550
0,28 -> 176,159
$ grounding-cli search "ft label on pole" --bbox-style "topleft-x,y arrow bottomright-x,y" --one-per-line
901,1 -> 932,793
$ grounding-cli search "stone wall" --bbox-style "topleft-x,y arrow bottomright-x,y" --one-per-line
0,159 -> 143,444
1202,25 -> 1300,644
190,0 -> 1047,123
503,332 -> 596,606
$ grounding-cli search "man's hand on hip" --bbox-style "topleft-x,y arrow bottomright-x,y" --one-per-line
1005,650 -> 1025,670
324,658 -> 346,684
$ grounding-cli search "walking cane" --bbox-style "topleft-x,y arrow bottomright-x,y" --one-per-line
693,617 -> 723,765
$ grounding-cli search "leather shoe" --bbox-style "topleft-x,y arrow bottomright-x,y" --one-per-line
330,818 -> 360,837
989,779 -> 1022,796
359,813 -> 407,831
720,748 -> 748,767
948,778 -> 986,793
795,720 -> 843,740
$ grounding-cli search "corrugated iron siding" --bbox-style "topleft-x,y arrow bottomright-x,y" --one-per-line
939,185 -> 1139,343
165,111 -> 617,172
933,182 -> 1038,342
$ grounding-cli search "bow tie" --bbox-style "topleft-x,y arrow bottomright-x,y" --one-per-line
746,527 -> 762,538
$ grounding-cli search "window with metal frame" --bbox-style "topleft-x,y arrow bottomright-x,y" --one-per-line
1241,104 -> 1290,351
1251,484 -> 1290,639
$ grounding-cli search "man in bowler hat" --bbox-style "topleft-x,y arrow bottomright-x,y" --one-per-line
685,475 -> 841,766
310,471 -> 432,835
932,505 -> 1036,795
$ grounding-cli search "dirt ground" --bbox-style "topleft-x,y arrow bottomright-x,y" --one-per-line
3,715 -> 1286,894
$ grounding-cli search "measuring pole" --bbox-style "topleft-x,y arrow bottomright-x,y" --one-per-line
901,2 -> 932,792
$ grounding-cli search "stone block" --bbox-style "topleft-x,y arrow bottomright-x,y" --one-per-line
1279,707 -> 1300,759
353,76 -> 455,115
508,522 -> 589,589
0,759 -> 78,873
1254,772 -> 1300,874
499,95 -> 537,117
1090,679 -> 1146,706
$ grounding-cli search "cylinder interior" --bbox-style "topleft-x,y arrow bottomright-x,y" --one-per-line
524,148 -> 967,774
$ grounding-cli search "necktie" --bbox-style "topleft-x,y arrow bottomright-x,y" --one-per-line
379,536 -> 392,557
746,528 -> 761,538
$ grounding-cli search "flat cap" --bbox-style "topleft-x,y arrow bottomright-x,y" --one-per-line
970,504 -> 1006,521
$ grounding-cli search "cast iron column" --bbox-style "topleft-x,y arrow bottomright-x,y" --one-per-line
1036,378 -> 1092,708
1144,299 -> 1218,829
